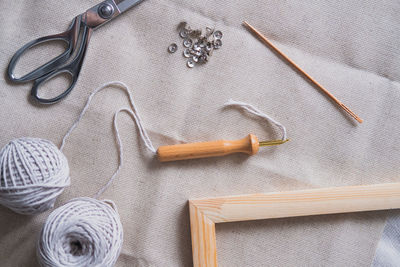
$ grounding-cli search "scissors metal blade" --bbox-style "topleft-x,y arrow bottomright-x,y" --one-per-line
84,0 -> 145,29
115,0 -> 145,13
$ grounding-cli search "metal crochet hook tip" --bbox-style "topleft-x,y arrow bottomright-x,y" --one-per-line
259,139 -> 290,147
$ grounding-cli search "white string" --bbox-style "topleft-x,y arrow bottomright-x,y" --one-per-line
223,99 -> 288,141
60,81 -> 156,153
59,81 -> 156,199
94,108 -> 148,198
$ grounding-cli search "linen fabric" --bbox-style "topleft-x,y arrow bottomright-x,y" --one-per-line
0,0 -> 399,266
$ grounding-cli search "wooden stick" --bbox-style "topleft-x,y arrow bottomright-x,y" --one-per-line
190,182 -> 400,266
243,21 -> 363,124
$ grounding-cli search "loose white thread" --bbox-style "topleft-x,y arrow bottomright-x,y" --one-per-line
0,138 -> 70,215
94,107 -> 156,198
223,99 -> 288,141
60,81 -> 155,199
60,81 -> 156,153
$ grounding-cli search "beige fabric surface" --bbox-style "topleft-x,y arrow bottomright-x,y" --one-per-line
1,0 -> 400,266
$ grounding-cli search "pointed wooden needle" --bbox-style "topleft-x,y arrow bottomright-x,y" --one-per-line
157,134 -> 289,162
243,21 -> 363,124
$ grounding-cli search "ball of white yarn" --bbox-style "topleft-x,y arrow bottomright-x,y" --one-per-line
0,138 -> 70,215
37,197 -> 123,267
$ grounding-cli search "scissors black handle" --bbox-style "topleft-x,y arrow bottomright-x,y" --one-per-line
7,15 -> 92,104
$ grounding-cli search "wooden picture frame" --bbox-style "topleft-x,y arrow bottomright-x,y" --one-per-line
189,183 -> 400,267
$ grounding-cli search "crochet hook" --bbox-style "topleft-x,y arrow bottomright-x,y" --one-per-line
157,134 -> 289,162
243,21 -> 363,124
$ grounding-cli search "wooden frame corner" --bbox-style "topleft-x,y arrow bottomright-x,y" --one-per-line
189,183 -> 400,267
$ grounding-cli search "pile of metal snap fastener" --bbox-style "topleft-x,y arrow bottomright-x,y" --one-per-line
168,22 -> 223,68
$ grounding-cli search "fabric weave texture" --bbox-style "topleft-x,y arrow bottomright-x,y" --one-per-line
0,0 -> 399,266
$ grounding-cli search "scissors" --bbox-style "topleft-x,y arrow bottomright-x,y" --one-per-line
7,0 -> 145,104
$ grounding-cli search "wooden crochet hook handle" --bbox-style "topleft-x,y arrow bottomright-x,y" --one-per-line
157,134 -> 289,162
157,134 -> 260,162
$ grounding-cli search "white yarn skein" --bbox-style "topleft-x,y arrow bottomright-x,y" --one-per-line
0,138 -> 70,215
37,197 -> 123,267
38,81 -> 155,267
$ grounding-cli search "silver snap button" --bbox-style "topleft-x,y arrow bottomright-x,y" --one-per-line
199,55 -> 208,63
205,27 -> 214,37
180,29 -> 189,38
168,43 -> 178,53
187,59 -> 195,68
183,38 -> 193,48
183,48 -> 191,58
193,45 -> 201,51
213,39 -> 222,49
213,30 -> 223,39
